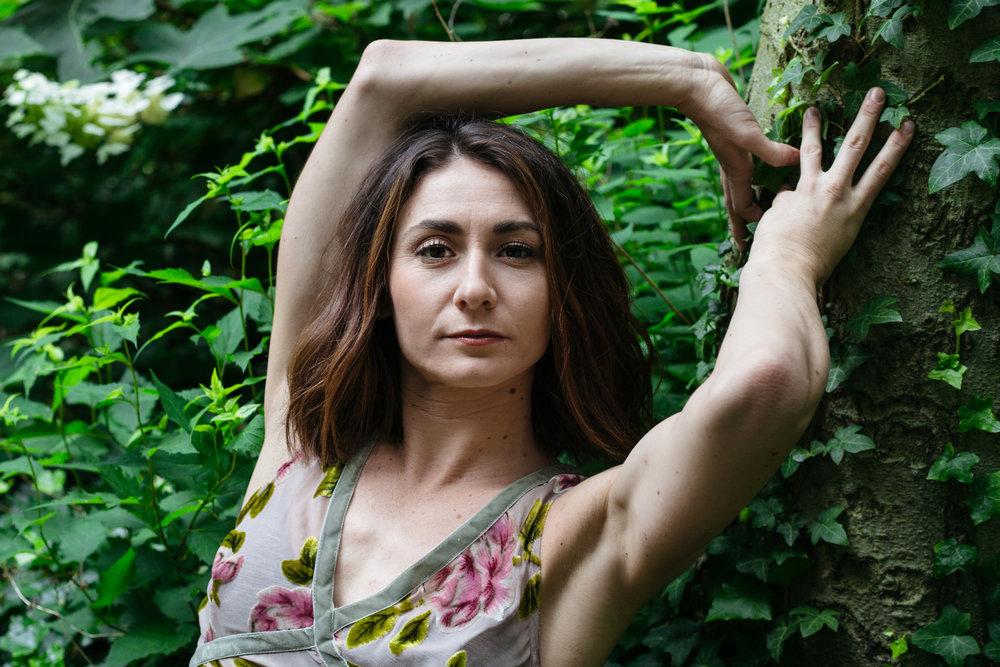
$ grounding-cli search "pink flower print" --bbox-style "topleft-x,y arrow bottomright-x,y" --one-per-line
425,514 -> 516,631
249,586 -> 314,631
276,454 -> 301,482
552,473 -> 585,494
201,624 -> 215,643
211,551 -> 245,584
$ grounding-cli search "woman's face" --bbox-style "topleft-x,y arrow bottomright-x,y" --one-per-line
387,155 -> 551,390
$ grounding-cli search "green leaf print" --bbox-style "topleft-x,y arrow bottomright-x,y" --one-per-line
281,536 -> 318,585
210,579 -> 222,606
220,529 -> 246,553
314,464 -> 343,498
513,499 -> 551,566
446,649 -> 468,667
518,572 -> 541,619
198,593 -> 208,612
233,659 -> 265,667
237,481 -> 274,525
389,609 -> 432,655
346,607 -> 400,648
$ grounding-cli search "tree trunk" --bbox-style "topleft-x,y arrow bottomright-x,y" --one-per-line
744,1 -> 1000,663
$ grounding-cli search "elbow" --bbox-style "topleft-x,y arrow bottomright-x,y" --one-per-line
352,39 -> 409,98
740,351 -> 824,430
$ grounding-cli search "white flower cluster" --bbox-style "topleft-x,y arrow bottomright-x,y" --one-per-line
1,69 -> 186,166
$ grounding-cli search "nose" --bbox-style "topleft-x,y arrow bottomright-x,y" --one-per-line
452,248 -> 497,311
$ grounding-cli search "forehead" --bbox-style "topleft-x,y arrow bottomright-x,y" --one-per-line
396,156 -> 534,230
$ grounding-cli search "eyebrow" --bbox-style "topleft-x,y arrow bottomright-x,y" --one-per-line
405,219 -> 541,239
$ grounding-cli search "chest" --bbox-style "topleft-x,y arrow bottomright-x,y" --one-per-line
331,477 -> 501,610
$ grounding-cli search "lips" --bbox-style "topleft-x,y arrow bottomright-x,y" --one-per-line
448,329 -> 505,338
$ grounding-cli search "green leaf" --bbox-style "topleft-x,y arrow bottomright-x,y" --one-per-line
910,604 -> 980,666
938,220 -> 1000,293
0,26 -> 48,60
843,61 -> 909,117
103,621 -> 197,667
880,105 -> 911,129
868,0 -> 906,18
808,505 -> 848,546
928,121 -> 1000,194
971,36 -> 1000,63
766,615 -> 798,663
705,580 -> 772,621
974,99 -> 1000,120
227,189 -> 288,213
783,5 -> 825,38
768,57 -> 808,97
388,609 -> 431,655
927,442 -> 979,484
948,0 -> 1000,29
346,607 -> 399,648
965,470 -> 1000,524
827,342 -> 870,392
953,305 -> 981,336
227,414 -> 265,456
92,287 -> 142,311
789,605 -> 839,637
150,371 -> 191,433
130,1 -> 307,72
932,538 -> 978,577
6,0 -> 156,83
957,395 -> 1000,433
817,13 -> 851,42
874,5 -> 914,48
91,547 -> 136,609
643,617 -> 701,666
846,296 -> 902,341
927,353 -> 967,389
56,515 -> 107,563
822,424 -> 876,465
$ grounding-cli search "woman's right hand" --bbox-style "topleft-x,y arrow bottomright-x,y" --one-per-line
748,86 -> 916,288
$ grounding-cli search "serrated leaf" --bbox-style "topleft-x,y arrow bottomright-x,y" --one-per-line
150,370 -> 191,433
932,538 -> 978,577
92,547 -> 136,609
971,36 -> 1000,63
705,581 -> 772,621
227,414 -> 265,456
103,622 -> 197,667
928,121 -> 1000,194
846,296 -> 902,341
910,604 -> 980,666
130,1 -> 307,72
965,470 -> 1000,524
948,0 -> 1000,29
957,395 -> 1000,433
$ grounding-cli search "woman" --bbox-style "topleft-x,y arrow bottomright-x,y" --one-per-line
191,38 -> 914,666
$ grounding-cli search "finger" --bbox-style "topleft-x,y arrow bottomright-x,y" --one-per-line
742,127 -> 801,167
855,119 -> 916,208
800,106 -> 823,180
724,151 -> 760,231
830,87 -> 886,181
718,164 -> 743,251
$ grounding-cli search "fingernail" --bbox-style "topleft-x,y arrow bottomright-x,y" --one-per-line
869,88 -> 885,103
806,107 -> 819,121
903,120 -> 915,134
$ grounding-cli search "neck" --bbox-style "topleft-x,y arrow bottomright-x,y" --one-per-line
379,362 -> 559,491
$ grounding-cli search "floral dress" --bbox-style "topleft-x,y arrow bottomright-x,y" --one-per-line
191,436 -> 586,666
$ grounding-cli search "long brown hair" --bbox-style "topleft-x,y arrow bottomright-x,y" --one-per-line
284,113 -> 660,470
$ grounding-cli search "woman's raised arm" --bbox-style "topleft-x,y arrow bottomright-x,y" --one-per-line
253,38 -> 797,501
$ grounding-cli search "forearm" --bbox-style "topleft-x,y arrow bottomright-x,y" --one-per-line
712,252 -> 830,417
365,38 -> 703,118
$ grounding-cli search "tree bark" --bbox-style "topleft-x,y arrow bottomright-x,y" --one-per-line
744,1 -> 1000,663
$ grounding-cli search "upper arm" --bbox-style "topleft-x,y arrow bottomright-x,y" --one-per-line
254,41 -> 412,482
605,356 -> 817,599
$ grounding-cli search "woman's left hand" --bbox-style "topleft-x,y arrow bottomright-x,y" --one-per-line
677,53 -> 801,254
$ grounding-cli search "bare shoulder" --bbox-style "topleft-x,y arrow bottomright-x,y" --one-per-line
537,414 -> 683,666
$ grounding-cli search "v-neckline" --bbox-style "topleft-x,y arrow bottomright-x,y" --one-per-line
310,436 -> 576,639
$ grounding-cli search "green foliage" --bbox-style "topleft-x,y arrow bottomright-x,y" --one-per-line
910,604 -> 981,666
948,0 -> 1000,29
938,216 -> 1000,293
928,121 -> 1000,194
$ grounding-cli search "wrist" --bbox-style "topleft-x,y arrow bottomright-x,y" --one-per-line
742,248 -> 823,294
674,51 -> 725,119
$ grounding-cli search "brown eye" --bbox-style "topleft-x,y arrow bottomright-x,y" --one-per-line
415,241 -> 451,260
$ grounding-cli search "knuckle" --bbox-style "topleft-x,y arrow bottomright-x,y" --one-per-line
873,159 -> 895,181
803,143 -> 823,159
822,179 -> 846,198
846,133 -> 868,151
